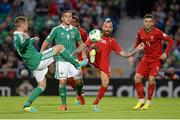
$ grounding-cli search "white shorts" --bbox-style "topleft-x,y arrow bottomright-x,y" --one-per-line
55,61 -> 82,80
33,48 -> 55,82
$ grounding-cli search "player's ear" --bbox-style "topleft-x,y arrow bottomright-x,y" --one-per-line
61,17 -> 63,22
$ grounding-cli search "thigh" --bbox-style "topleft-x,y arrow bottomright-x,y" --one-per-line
55,61 -> 70,80
42,48 -> 55,60
136,60 -> 149,77
149,61 -> 161,77
36,48 -> 55,70
68,63 -> 82,79
33,68 -> 48,82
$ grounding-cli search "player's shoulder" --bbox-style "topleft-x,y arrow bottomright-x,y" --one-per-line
79,27 -> 87,33
71,25 -> 79,31
110,37 -> 116,42
153,27 -> 162,33
137,28 -> 144,34
53,25 -> 61,31
13,31 -> 24,40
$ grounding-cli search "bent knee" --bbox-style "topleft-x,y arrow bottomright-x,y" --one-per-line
134,73 -> 143,82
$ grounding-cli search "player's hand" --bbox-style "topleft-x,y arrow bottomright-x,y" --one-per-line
128,56 -> 134,65
136,43 -> 144,50
160,52 -> 167,60
34,37 -> 40,41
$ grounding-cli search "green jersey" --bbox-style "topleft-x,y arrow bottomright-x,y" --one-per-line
13,31 -> 42,70
45,24 -> 81,62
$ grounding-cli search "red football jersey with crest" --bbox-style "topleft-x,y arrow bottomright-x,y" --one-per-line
85,35 -> 123,76
134,27 -> 174,62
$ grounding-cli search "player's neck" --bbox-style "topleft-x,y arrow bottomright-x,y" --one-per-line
144,27 -> 153,33
16,27 -> 25,33
62,23 -> 71,28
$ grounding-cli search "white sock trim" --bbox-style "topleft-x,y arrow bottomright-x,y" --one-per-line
146,100 -> 151,105
139,99 -> 145,104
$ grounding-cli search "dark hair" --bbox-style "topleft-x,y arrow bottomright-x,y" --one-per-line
62,10 -> 72,16
14,16 -> 27,28
72,15 -> 79,23
144,14 -> 154,19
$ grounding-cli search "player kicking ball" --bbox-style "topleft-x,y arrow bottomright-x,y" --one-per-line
13,16 -> 87,112
72,18 -> 145,112
129,14 -> 174,110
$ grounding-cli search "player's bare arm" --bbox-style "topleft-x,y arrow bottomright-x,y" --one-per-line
119,43 -> 144,58
71,40 -> 87,56
40,40 -> 49,52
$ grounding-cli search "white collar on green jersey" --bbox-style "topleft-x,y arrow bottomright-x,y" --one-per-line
60,24 -> 73,30
14,31 -> 25,35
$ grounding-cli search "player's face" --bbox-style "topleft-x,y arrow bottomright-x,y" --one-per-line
143,18 -> 154,31
71,18 -> 78,27
102,22 -> 113,36
62,12 -> 72,25
22,21 -> 28,32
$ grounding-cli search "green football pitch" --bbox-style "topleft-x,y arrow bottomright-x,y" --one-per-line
0,96 -> 179,119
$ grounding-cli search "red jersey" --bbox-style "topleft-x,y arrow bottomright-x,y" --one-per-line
76,27 -> 88,60
85,35 -> 123,76
134,27 -> 174,62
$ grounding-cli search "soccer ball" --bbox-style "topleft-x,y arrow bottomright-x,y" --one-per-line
89,29 -> 102,42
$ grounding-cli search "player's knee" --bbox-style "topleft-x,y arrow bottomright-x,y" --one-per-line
149,77 -> 155,84
38,82 -> 46,90
59,79 -> 66,86
75,79 -> 83,85
134,74 -> 143,82
102,80 -> 109,87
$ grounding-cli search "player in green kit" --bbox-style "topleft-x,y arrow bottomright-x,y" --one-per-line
41,10 -> 87,110
13,16 -> 87,112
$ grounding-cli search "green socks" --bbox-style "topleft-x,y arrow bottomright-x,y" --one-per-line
24,86 -> 44,107
59,85 -> 67,105
76,82 -> 83,96
60,48 -> 79,68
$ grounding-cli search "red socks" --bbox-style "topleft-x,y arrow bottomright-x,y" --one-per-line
135,82 -> 144,99
69,78 -> 76,90
93,86 -> 107,105
148,83 -> 155,100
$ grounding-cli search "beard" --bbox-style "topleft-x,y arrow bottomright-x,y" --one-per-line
102,30 -> 112,37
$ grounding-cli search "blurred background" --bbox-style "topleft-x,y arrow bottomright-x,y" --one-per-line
0,0 -> 179,97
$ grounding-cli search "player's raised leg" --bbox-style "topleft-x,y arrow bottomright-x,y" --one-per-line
92,71 -> 109,112
141,76 -> 155,110
53,45 -> 88,69
133,73 -> 145,110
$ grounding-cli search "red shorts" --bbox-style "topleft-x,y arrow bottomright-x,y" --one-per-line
136,59 -> 161,78
87,49 -> 110,77
93,62 -> 111,77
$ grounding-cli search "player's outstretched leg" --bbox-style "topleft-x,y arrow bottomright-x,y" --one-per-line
92,71 -> 108,112
59,81 -> 67,111
141,76 -> 155,110
23,78 -> 46,112
133,73 -> 145,110
53,45 -> 88,69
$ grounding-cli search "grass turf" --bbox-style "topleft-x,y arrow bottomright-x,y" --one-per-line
0,96 -> 179,119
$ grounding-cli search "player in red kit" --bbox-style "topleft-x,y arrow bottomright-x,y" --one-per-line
129,14 -> 174,110
72,18 -> 145,112
68,15 -> 88,105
